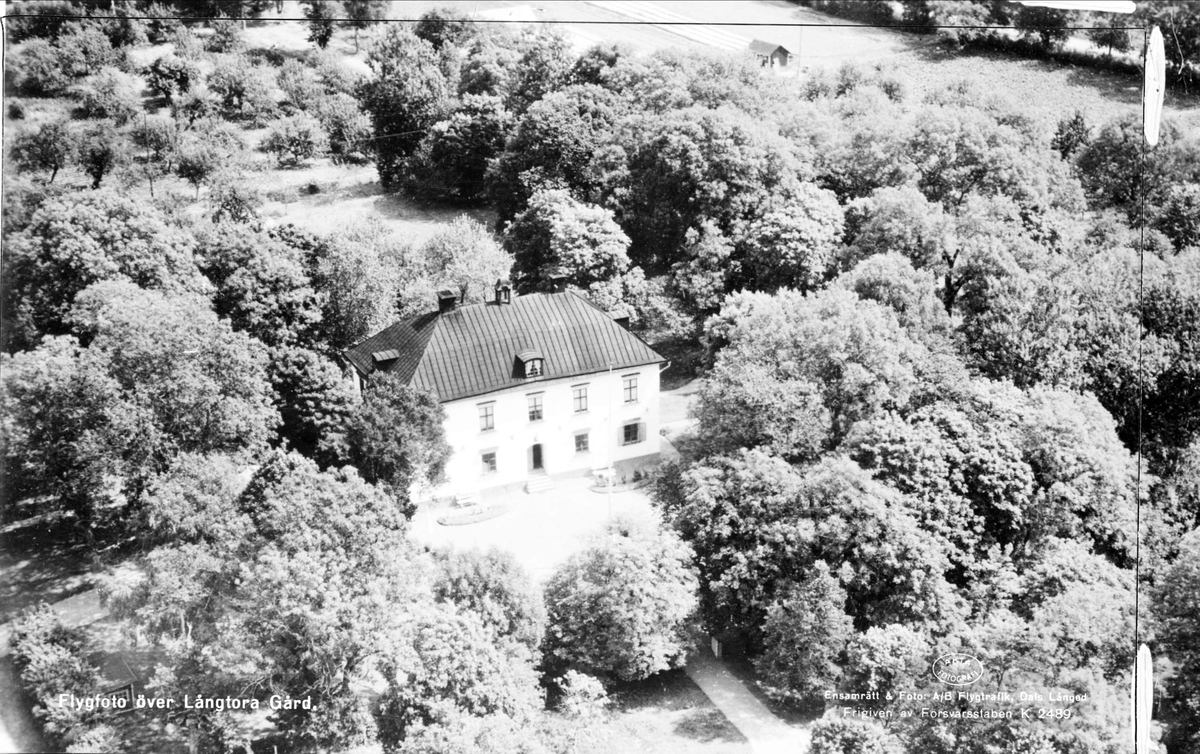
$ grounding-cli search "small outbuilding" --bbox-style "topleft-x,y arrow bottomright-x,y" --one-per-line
748,39 -> 793,68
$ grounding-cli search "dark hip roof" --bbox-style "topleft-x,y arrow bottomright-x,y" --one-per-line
344,291 -> 665,402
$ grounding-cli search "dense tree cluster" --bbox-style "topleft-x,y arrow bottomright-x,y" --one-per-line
4,5 -> 1200,753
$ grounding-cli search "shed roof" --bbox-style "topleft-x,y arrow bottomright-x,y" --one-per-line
344,291 -> 665,403
748,39 -> 791,56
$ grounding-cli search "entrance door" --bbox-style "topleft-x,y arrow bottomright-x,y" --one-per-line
531,444 -> 543,471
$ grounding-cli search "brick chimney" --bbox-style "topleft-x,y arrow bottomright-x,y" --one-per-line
437,290 -> 458,313
494,278 -> 512,305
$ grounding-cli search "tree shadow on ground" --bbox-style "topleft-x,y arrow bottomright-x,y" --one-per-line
608,668 -> 747,744
0,513 -> 93,624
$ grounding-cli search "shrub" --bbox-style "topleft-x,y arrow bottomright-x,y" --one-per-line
278,59 -> 323,110
314,92 -> 372,163
9,604 -> 106,746
263,113 -> 329,166
146,54 -> 200,102
205,17 -> 246,53
56,23 -> 122,78
208,55 -> 279,125
7,0 -> 79,41
11,39 -> 73,96
168,25 -> 206,60
71,67 -> 143,124
8,100 -> 27,119
211,180 -> 264,224
144,3 -> 183,44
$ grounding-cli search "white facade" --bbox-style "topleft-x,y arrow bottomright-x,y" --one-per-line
439,364 -> 661,493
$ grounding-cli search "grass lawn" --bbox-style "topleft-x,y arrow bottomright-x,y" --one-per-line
580,669 -> 750,754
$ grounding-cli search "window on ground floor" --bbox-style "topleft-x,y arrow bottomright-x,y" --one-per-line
482,451 -> 497,474
575,433 -> 589,453
623,423 -> 640,445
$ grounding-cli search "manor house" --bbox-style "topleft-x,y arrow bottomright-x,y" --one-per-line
344,282 -> 665,495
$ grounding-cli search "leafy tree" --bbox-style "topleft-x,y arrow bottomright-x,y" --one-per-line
56,23 -> 123,80
810,712 -> 905,754
1050,110 -> 1091,160
504,188 -> 630,294
392,712 -> 548,754
755,562 -> 854,701
277,58 -> 323,109
338,371 -> 451,516
1014,5 -> 1073,50
616,106 -> 802,273
843,624 -> 928,699
1141,257 -> 1200,465
204,17 -> 245,53
905,103 -> 1046,211
209,178 -> 264,224
357,26 -> 450,189
652,453 -> 962,642
78,123 -> 128,190
195,223 -> 323,348
262,113 -> 330,166
11,121 -> 77,183
486,84 -> 626,229
311,220 -> 407,349
10,39 -> 73,96
405,95 -> 514,203
542,516 -> 698,683
1155,182 -> 1200,252
130,115 -> 179,172
459,31 -> 521,97
834,253 -> 952,344
2,282 -> 276,537
420,216 -> 514,305
1075,113 -> 1189,219
207,55 -> 279,125
701,288 -> 921,447
431,547 -> 546,658
71,67 -> 142,124
2,190 -> 204,347
301,0 -> 338,49
1086,14 -> 1131,56
669,221 -> 735,317
1134,1 -> 1200,86
342,0 -> 387,52
413,7 -> 473,52
106,450 -> 418,751
1156,528 -> 1200,753
843,185 -> 952,271
505,27 -> 575,114
739,184 -> 844,292
145,54 -> 199,102
957,262 -> 1087,390
267,345 -> 355,464
314,92 -> 373,163
377,607 -> 542,750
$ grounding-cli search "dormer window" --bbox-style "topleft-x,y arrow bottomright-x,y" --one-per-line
517,349 -> 544,379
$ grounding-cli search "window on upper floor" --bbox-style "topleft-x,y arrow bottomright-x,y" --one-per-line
573,386 -> 588,413
528,394 -> 543,422
623,375 -> 638,403
479,403 -> 495,432
526,358 -> 543,377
